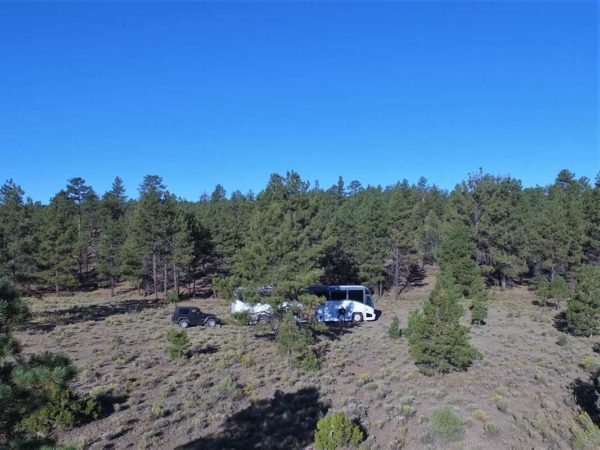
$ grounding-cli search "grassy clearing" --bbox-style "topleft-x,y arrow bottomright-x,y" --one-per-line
15,270 -> 600,449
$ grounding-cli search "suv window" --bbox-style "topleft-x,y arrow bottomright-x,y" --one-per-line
178,308 -> 190,315
348,289 -> 364,302
330,290 -> 347,301
191,308 -> 199,313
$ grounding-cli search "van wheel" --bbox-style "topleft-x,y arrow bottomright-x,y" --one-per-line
178,319 -> 190,328
352,313 -> 363,323
206,318 -> 217,327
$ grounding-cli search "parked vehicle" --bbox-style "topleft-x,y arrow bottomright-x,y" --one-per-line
230,298 -> 273,324
171,306 -> 219,328
231,286 -> 304,325
308,285 -> 376,323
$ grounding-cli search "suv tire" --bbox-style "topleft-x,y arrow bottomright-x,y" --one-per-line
178,319 -> 190,328
206,318 -> 217,327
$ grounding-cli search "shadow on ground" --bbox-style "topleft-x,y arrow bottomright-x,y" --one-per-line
553,311 -> 569,333
177,387 -> 328,450
23,299 -> 165,332
571,372 -> 600,425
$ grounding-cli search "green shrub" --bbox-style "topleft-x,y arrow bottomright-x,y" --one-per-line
492,394 -> 509,413
557,334 -> 568,346
230,310 -> 252,325
388,316 -> 402,339
572,412 -> 600,450
471,299 -> 488,326
536,275 -> 569,307
582,355 -> 600,371
276,310 -> 320,371
566,290 -> 600,337
166,328 -> 190,360
428,407 -> 464,442
167,291 -> 180,303
299,348 -> 321,372
314,412 -> 364,450
18,388 -> 99,436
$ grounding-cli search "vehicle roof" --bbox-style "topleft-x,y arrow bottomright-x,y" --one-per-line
306,284 -> 370,291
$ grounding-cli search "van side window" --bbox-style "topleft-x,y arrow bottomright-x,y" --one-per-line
330,290 -> 347,301
348,290 -> 364,302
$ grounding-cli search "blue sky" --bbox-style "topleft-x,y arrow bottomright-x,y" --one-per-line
1,1 -> 598,202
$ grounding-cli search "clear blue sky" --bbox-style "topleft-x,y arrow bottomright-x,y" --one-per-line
1,1 -> 598,202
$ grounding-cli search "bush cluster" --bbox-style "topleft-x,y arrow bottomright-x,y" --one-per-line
166,328 -> 191,359
314,412 -> 364,450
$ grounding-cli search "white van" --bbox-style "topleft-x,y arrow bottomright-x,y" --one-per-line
310,285 -> 376,323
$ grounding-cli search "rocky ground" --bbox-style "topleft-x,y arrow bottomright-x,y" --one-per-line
16,268 -> 600,449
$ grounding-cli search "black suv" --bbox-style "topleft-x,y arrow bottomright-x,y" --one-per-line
171,306 -> 219,328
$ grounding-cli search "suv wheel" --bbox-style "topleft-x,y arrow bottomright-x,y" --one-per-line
178,319 -> 190,328
206,318 -> 217,327
352,313 -> 363,323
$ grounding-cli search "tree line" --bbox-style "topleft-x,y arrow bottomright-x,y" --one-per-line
0,169 -> 598,299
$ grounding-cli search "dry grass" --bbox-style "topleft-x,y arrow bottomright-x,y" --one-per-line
15,271 -> 600,449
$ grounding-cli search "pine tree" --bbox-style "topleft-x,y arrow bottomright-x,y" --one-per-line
65,177 -> 99,284
566,266 -> 600,336
122,176 -> 168,299
527,171 -> 585,280
583,173 -> 600,265
469,275 -> 488,325
39,191 -> 78,295
386,183 -> 420,297
0,278 -> 98,445
436,224 -> 479,296
405,275 -> 480,375
420,210 -> 442,266
0,180 -> 39,289
97,177 -> 127,296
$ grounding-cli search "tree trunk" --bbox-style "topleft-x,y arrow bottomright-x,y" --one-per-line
152,253 -> 158,300
55,269 -> 59,296
173,263 -> 179,295
501,274 -> 507,290
109,260 -> 115,297
164,262 -> 168,301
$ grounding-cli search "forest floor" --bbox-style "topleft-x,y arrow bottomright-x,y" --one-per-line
16,268 -> 600,449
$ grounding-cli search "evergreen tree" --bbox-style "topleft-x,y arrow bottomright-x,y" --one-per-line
234,172 -> 324,291
335,188 -> 388,295
565,266 -> 600,336
405,275 -> 479,375
65,177 -> 99,284
527,171 -> 585,280
0,278 -> 98,446
583,173 -> 600,264
420,210 -> 442,266
122,176 -> 168,298
386,183 -> 420,296
39,191 -> 78,295
0,180 -> 39,289
436,224 -> 479,296
97,177 -> 127,296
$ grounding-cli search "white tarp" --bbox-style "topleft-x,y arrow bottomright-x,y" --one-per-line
230,299 -> 273,315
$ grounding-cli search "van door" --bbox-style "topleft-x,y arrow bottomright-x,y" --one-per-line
328,288 -> 348,321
